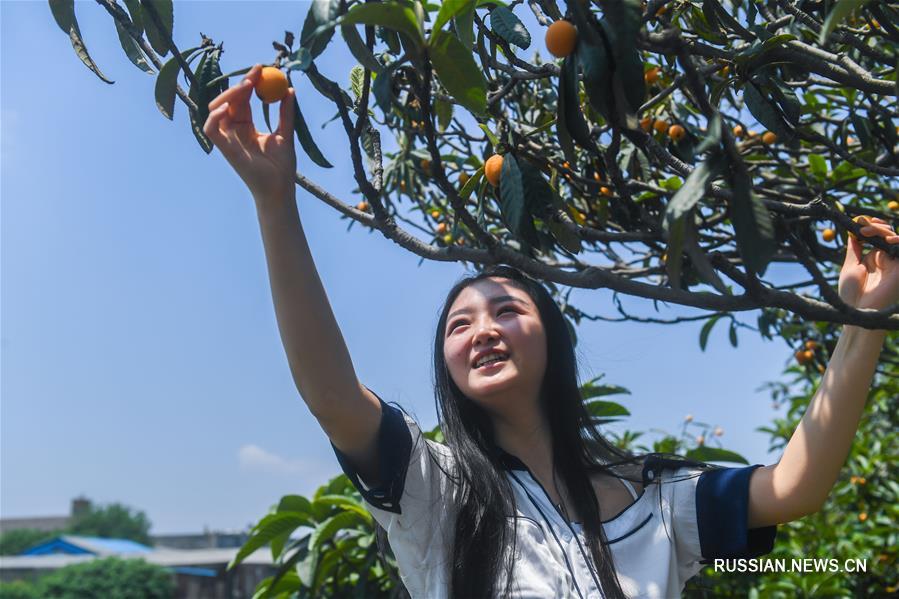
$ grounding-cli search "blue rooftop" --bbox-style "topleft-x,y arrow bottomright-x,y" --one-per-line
23,535 -> 153,556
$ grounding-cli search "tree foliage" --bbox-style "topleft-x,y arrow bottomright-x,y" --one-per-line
56,0 -> 899,332
67,502 -> 153,546
1,557 -> 174,599
0,529 -> 63,556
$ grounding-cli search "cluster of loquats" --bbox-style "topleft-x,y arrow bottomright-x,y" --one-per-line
639,116 -> 686,142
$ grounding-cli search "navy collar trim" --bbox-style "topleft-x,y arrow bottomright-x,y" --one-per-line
493,446 -> 528,471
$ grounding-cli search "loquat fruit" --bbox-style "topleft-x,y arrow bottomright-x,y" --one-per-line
762,131 -> 778,145
437,222 -> 448,234
822,228 -> 836,242
888,200 -> 899,211
255,67 -> 290,104
653,119 -> 669,134
668,124 -> 686,141
600,186 -> 613,197
485,154 -> 504,187
858,512 -> 868,522
442,233 -> 453,244
640,117 -> 654,132
644,67 -> 660,84
420,158 -> 431,172
732,125 -> 744,138
804,340 -> 819,351
545,20 -> 578,58
356,201 -> 369,211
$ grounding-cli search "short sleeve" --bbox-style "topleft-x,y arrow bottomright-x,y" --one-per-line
667,464 -> 778,567
329,390 -> 457,527
329,389 -> 457,597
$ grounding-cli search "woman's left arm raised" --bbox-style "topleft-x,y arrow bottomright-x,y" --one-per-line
747,217 -> 899,528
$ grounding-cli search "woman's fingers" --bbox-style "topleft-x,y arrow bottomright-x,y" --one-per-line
203,101 -> 231,143
276,88 -> 295,137
208,64 -> 262,122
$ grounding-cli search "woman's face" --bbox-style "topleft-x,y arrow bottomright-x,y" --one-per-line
442,277 -> 547,414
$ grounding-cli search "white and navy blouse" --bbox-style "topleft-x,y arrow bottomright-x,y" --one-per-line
331,392 -> 777,598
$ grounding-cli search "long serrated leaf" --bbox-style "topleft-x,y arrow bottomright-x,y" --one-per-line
140,0 -> 173,57
372,65 -> 395,116
293,94 -> 334,168
299,0 -> 340,61
585,400 -> 630,418
559,54 -> 596,154
577,37 -> 612,124
683,213 -> 730,294
728,167 -> 775,275
744,82 -> 792,141
433,0 -> 475,37
699,315 -> 721,351
154,46 -> 201,119
123,0 -> 143,34
114,17 -> 154,74
50,0 -> 114,84
341,24 -> 383,73
453,1 -> 476,50
340,2 -> 423,45
686,446 -> 749,465
229,513 -> 309,570
490,6 -> 530,49
309,511 -> 366,553
498,154 -> 539,247
428,30 -> 488,116
435,97 -> 453,132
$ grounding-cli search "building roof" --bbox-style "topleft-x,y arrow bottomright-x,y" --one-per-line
23,535 -> 152,556
0,547 -> 273,570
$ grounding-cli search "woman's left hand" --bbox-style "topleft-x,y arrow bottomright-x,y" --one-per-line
838,216 -> 899,311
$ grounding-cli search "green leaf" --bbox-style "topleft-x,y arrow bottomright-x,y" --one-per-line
558,55 -> 594,156
489,6 -> 530,49
49,0 -> 114,84
459,166 -> 484,200
187,50 -> 220,153
229,513 -> 310,570
685,446 -> 749,465
479,124 -> 499,147
292,89 -> 334,168
139,0 -> 174,58
349,65 -> 365,100
312,495 -> 373,525
154,45 -> 201,120
432,0 -> 475,38
340,2 -> 423,46
123,0 -> 143,34
113,18 -> 155,74
428,30 -> 488,116
435,96 -> 454,132
577,38 -> 613,124
728,321 -> 738,347
808,154 -> 827,178
287,75 -> 332,168
584,400 -> 631,418
728,167 -> 775,276
309,511 -> 366,553
699,315 -> 721,351
341,24 -> 383,73
744,82 -> 792,141
498,154 -> 540,247
452,0 -> 476,50
696,113 -> 722,155
819,0 -> 873,45
301,0 -> 341,58
372,65 -> 395,116
581,383 -> 631,400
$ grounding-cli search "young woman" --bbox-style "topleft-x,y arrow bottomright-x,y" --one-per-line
203,65 -> 899,598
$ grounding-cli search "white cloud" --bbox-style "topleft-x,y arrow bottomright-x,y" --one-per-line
237,444 -> 320,476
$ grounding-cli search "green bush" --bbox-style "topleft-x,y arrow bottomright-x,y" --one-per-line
36,557 -> 174,599
0,580 -> 40,599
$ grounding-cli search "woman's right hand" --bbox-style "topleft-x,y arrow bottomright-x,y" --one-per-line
203,64 -> 298,203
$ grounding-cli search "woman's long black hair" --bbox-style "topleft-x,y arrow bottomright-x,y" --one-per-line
430,264 -> 649,598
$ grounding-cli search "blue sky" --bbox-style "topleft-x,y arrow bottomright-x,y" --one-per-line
3,1 -> 795,534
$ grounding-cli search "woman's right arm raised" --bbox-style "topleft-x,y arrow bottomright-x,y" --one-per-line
202,65 -> 383,485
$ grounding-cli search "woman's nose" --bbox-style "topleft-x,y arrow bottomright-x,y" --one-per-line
472,318 -> 500,344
